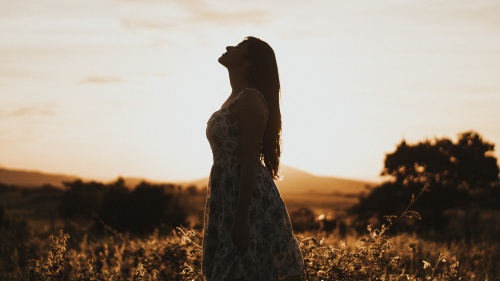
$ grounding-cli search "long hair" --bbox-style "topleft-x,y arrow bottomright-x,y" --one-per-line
244,36 -> 282,179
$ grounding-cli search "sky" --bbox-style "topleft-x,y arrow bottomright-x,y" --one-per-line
1,0 -> 499,183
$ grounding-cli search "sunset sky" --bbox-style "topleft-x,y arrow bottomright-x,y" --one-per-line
1,0 -> 499,183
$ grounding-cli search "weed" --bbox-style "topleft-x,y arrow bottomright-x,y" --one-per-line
3,185 -> 495,280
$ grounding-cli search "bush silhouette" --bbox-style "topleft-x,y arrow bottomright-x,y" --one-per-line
59,180 -> 106,220
59,178 -> 187,234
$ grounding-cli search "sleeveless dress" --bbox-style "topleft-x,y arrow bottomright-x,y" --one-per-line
203,88 -> 305,281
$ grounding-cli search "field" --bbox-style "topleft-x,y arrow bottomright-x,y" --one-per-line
1,185 -> 499,280
282,192 -> 359,215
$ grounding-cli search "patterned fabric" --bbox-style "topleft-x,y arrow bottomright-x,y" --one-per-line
203,88 -> 305,281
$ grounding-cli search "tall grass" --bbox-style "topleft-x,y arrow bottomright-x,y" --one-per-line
1,219 -> 497,280
1,186 -> 498,280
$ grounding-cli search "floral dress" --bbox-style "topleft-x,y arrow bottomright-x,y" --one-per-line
203,88 -> 305,281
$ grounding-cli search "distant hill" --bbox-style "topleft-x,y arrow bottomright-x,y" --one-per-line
0,167 -> 79,188
0,165 -> 376,194
278,165 -> 374,194
183,165 -> 375,195
0,168 -> 171,189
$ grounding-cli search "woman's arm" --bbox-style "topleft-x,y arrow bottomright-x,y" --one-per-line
230,89 -> 268,254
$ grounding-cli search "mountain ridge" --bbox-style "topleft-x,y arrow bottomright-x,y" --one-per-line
0,165 -> 376,194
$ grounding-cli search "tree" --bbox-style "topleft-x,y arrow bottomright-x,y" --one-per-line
350,131 -> 499,239
99,180 -> 187,234
59,178 -> 188,234
59,179 -> 106,219
382,131 -> 498,189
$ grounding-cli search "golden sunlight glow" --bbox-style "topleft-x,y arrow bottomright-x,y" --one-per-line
1,0 -> 499,182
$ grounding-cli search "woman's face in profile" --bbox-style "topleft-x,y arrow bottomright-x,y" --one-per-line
218,40 -> 249,68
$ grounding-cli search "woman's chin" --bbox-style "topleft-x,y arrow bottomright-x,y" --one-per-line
218,56 -> 227,66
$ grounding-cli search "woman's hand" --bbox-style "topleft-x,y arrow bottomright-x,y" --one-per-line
231,218 -> 250,255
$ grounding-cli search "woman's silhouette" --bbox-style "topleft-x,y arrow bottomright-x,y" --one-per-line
203,37 -> 305,281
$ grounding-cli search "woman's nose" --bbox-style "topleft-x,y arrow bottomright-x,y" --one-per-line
226,46 -> 233,51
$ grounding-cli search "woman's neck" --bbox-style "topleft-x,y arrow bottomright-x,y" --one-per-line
228,69 -> 251,95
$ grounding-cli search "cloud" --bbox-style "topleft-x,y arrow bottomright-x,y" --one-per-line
80,76 -> 124,84
178,0 -> 268,25
11,106 -> 54,117
121,18 -> 175,31
0,103 -> 59,147
0,69 -> 34,79
0,105 -> 55,120
0,105 -> 55,144
119,0 -> 268,32
426,1 -> 500,25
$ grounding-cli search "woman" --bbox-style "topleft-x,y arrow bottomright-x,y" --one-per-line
203,36 -> 305,281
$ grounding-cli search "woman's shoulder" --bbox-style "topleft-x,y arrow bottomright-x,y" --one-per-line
231,88 -> 268,117
238,88 -> 266,106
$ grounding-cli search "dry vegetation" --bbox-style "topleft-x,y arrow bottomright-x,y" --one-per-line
1,218 -> 497,280
1,186 -> 498,281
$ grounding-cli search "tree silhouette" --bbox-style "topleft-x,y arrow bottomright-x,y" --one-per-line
59,179 -> 106,219
382,131 -> 498,189
351,131 -> 499,240
59,178 -> 187,234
